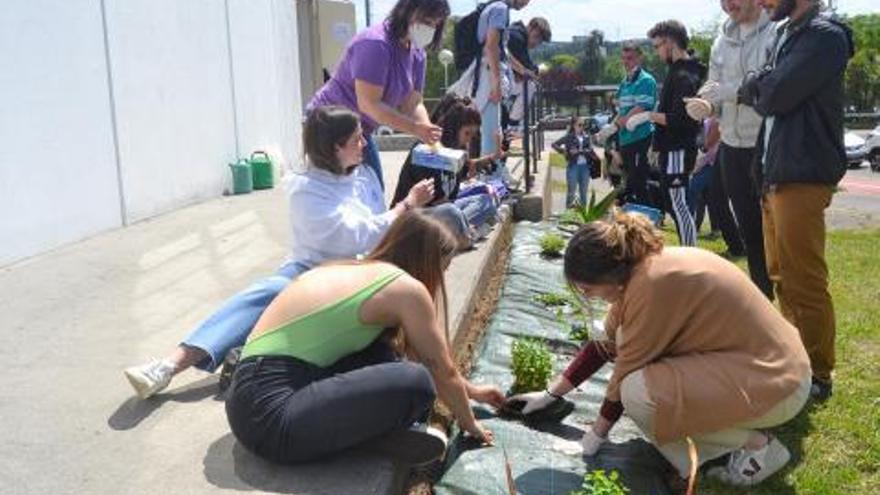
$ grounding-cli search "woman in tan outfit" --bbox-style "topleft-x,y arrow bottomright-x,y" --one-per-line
514,212 -> 811,487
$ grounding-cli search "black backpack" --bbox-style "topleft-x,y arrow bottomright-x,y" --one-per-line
453,1 -> 504,72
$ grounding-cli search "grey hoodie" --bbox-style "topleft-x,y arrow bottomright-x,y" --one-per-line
708,11 -> 777,148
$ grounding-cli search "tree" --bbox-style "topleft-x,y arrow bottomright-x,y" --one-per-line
844,14 -> 880,112
579,30 -> 606,84
423,19 -> 459,99
550,54 -> 580,71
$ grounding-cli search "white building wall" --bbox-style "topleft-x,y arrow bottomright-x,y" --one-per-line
0,0 -> 122,266
0,0 -> 304,266
104,0 -> 238,222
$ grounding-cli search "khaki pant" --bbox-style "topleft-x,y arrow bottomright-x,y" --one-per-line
620,370 -> 811,478
763,184 -> 836,380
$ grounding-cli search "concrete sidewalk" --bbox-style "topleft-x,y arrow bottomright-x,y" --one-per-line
0,150 -> 540,495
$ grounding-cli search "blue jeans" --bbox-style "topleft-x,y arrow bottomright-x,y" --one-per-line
566,161 -> 590,208
182,260 -> 311,371
480,101 -> 501,158
454,194 -> 497,228
426,203 -> 470,240
688,164 -> 713,227
363,133 -> 384,191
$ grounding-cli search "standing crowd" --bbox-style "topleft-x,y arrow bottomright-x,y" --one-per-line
123,0 -> 853,490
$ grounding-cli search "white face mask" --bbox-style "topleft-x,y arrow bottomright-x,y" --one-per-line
409,23 -> 435,50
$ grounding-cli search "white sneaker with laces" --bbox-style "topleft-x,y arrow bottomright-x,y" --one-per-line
124,359 -> 175,399
708,436 -> 791,486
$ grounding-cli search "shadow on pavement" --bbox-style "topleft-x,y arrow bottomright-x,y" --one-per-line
203,432 -> 398,495
107,375 -> 220,431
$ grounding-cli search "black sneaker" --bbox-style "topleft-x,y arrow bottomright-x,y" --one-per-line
218,346 -> 242,393
810,377 -> 833,402
363,424 -> 448,466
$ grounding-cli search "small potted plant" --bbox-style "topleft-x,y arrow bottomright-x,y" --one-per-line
570,470 -> 629,495
539,232 -> 567,258
510,337 -> 554,394
502,339 -> 575,424
559,188 -> 620,233
534,291 -> 571,307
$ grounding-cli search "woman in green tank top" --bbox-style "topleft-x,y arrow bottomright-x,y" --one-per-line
225,210 -> 504,465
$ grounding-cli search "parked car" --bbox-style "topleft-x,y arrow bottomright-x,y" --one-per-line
865,124 -> 880,172
845,130 -> 867,169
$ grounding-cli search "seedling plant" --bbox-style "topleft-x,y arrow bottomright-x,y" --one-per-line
510,337 -> 554,394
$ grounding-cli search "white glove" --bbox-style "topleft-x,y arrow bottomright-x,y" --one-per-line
581,427 -> 608,456
625,112 -> 652,132
684,97 -> 713,121
698,80 -> 738,105
595,123 -> 618,143
507,390 -> 557,415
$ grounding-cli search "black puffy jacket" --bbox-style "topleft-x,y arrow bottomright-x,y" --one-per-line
743,8 -> 854,189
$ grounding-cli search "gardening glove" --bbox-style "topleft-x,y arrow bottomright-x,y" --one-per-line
581,427 -> 608,456
507,390 -> 557,415
684,97 -> 713,121
625,112 -> 652,132
595,123 -> 618,143
698,80 -> 738,105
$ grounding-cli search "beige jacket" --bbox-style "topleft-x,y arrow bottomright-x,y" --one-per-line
603,248 -> 810,444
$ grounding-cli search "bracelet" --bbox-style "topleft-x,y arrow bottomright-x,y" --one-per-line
545,388 -> 563,400
402,199 -> 414,211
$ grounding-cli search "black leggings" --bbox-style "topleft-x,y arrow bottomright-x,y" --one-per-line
620,137 -> 652,206
225,339 -> 436,464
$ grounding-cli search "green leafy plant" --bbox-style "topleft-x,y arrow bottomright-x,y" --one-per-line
534,291 -> 571,307
510,338 -> 554,394
568,323 -> 591,342
570,469 -> 629,495
560,188 -> 620,226
539,232 -> 567,257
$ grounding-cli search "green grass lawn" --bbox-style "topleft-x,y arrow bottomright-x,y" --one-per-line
658,223 -> 879,494
550,153 -> 880,493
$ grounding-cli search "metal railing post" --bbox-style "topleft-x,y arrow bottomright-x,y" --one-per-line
522,76 -> 531,193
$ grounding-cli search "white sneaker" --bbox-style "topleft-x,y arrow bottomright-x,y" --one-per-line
365,424 -> 448,466
124,359 -> 175,399
708,436 -> 791,486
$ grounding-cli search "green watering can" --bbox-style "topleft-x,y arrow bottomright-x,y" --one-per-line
250,151 -> 274,190
229,159 -> 253,195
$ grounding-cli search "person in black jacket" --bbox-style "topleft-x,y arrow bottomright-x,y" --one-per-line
392,96 -> 502,242
552,116 -> 600,208
739,0 -> 854,401
505,18 -> 551,128
634,20 -> 706,246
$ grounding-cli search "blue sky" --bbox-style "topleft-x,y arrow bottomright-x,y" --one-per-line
354,0 -> 878,41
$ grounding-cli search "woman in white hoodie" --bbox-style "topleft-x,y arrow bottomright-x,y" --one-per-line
123,106 -> 455,399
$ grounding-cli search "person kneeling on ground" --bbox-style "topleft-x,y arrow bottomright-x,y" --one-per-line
509,211 -> 811,487
225,211 -> 504,465
123,106 -> 463,400
392,95 -> 502,244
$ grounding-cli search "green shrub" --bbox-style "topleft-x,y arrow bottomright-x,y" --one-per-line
570,470 -> 629,495
539,232 -> 566,257
569,323 -> 591,342
534,291 -> 571,307
510,338 -> 554,394
560,188 -> 620,226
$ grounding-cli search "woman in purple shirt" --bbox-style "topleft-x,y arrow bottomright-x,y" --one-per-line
308,0 -> 449,190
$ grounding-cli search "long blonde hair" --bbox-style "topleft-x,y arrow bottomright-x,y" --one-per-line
366,210 -> 459,354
